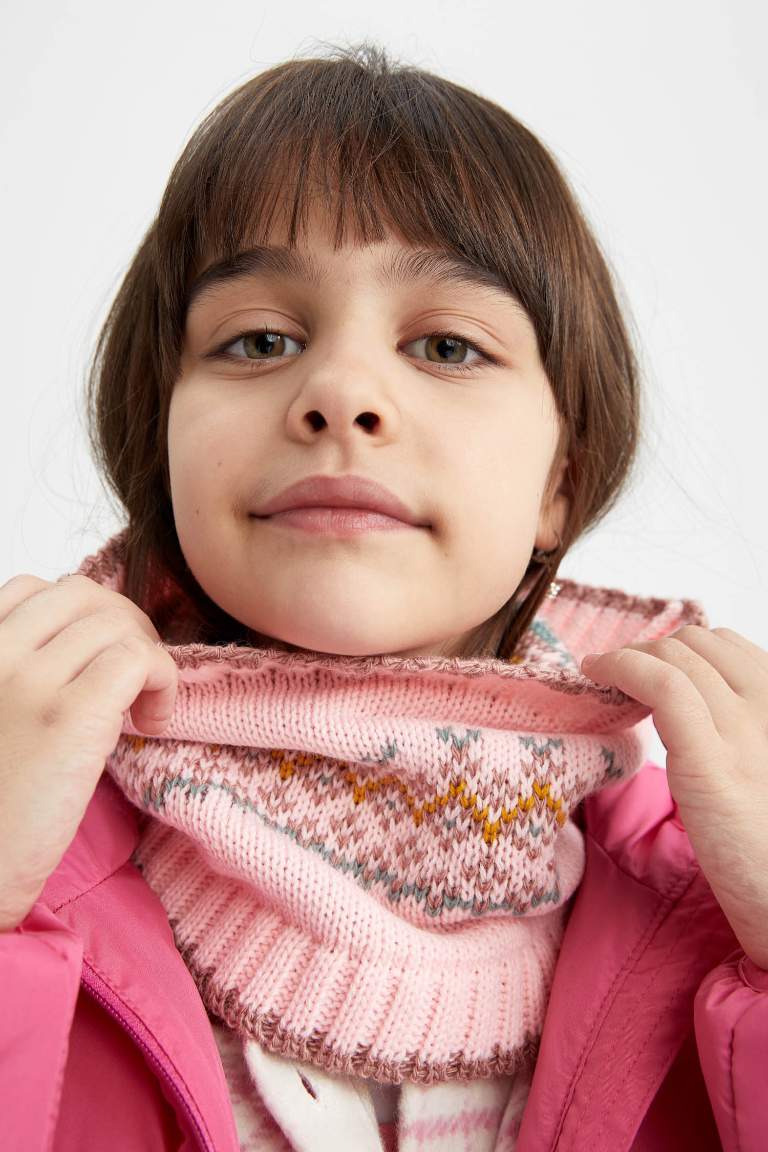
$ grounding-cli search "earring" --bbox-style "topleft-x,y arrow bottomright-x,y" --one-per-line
531,530 -> 563,599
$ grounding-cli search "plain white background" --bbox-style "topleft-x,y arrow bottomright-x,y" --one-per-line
1,2 -> 766,770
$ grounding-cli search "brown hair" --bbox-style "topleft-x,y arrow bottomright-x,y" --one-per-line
85,40 -> 641,659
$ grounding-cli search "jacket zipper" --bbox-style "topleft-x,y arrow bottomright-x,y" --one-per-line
81,964 -> 216,1152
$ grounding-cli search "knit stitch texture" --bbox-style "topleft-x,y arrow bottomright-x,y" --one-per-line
75,532 -> 705,1121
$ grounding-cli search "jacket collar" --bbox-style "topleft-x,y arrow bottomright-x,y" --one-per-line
42,773 -> 139,909
516,764 -> 738,1151
42,775 -> 240,1152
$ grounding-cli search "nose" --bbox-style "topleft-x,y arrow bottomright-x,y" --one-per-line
284,337 -> 401,446
303,407 -> 380,434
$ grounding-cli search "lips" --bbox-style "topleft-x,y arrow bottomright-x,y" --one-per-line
253,474 -> 428,527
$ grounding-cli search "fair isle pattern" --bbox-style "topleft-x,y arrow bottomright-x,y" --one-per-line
116,730 -> 612,924
75,532 -> 707,1097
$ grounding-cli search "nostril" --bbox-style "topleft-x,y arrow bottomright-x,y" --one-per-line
298,1071 -> 317,1100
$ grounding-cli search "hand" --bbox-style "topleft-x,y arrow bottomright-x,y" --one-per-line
580,625 -> 768,969
0,573 -> 178,930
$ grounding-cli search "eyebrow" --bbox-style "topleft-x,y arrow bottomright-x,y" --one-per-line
185,245 -> 522,314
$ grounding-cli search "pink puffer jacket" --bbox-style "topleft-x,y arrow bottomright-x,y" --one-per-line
3,761 -> 766,1151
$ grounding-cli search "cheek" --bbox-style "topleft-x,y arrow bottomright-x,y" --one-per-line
457,431 -> 548,521
167,392 -> 239,514
445,430 -> 553,574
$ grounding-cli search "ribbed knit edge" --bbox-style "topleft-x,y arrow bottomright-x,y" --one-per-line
134,819 -> 565,1085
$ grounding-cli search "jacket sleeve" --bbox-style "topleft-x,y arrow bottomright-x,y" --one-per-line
694,947 -> 768,1152
0,901 -> 84,1152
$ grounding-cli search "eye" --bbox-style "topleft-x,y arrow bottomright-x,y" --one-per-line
218,329 -> 303,362
403,331 -> 490,373
208,326 -> 499,374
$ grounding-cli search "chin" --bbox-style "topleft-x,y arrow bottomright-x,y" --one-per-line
247,623 -> 430,659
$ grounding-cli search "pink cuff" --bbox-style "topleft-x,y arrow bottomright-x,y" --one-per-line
738,953 -> 768,993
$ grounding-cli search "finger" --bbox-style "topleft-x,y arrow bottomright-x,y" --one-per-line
0,573 -> 161,660
26,610 -> 161,690
625,632 -> 741,719
710,626 -> 768,680
581,646 -> 723,763
646,625 -> 768,705
0,574 -> 53,626
51,575 -> 163,642
65,633 -> 178,735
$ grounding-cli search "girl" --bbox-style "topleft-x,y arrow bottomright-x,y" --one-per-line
1,41 -> 766,1152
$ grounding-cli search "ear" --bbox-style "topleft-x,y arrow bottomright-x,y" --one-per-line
534,454 -> 570,553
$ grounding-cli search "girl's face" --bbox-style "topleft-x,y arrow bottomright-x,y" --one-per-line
169,203 -> 569,657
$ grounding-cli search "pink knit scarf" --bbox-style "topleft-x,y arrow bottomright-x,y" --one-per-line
77,533 -> 704,1098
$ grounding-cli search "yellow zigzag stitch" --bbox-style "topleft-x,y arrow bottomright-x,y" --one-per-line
268,749 -> 566,846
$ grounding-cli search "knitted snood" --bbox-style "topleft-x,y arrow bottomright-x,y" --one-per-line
76,533 -> 705,1091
